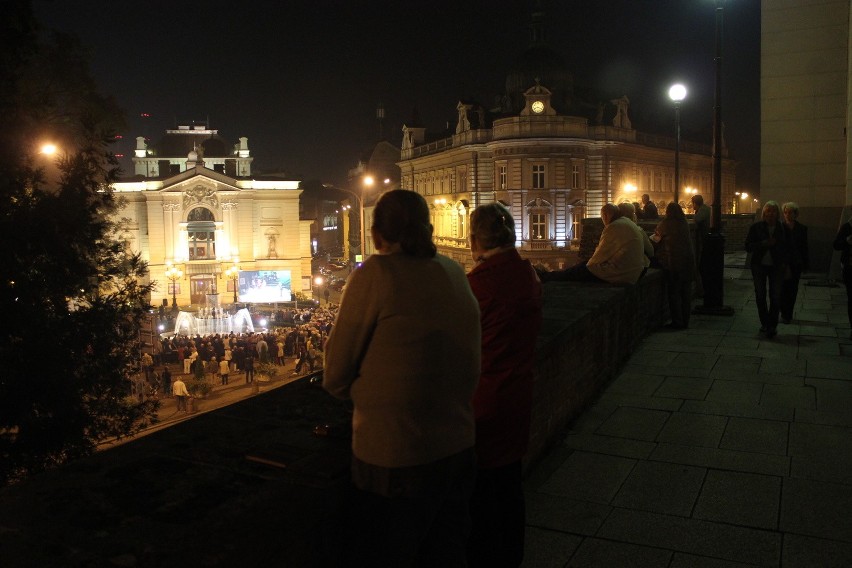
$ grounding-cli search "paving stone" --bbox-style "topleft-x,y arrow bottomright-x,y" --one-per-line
597,508 -> 781,566
760,384 -> 816,410
566,537 -> 672,567
650,443 -> 790,477
705,380 -> 763,404
656,412 -> 728,448
806,377 -> 852,413
612,460 -> 705,516
781,534 -> 852,568
799,324 -> 839,337
758,357 -> 806,377
806,355 -> 852,380
712,354 -> 762,373
521,527 -> 582,568
780,477 -> 852,543
538,451 -> 636,504
562,433 -> 656,460
606,372 -> 666,396
681,400 -> 794,422
627,363 -> 713,378
670,553 -> 757,567
794,407 -> 852,427
594,406 -> 671,441
693,469 -> 781,529
597,392 -> 684,412
524,491 -> 610,536
719,416 -> 789,455
654,376 -> 713,400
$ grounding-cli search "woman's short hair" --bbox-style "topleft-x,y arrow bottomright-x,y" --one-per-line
371,189 -> 436,258
618,202 -> 637,222
782,201 -> 799,218
665,202 -> 686,220
470,203 -> 515,250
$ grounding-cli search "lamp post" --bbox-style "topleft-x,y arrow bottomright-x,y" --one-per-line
225,262 -> 239,304
314,275 -> 325,304
360,175 -> 374,261
695,0 -> 734,316
668,83 -> 687,205
164,262 -> 183,308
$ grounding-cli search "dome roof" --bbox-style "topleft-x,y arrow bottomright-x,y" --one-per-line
151,132 -> 231,158
505,45 -> 573,113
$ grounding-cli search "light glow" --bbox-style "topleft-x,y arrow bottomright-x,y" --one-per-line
668,83 -> 687,103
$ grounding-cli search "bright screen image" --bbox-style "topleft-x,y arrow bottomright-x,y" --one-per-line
238,270 -> 292,303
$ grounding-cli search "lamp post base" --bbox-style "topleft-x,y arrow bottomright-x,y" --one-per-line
694,232 -> 734,317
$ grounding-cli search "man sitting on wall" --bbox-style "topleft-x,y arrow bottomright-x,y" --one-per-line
538,203 -> 650,285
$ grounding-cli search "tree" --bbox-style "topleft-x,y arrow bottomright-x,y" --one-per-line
0,1 -> 158,486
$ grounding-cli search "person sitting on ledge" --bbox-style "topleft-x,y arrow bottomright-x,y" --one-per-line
538,203 -> 651,285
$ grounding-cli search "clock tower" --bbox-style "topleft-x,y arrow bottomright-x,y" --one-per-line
521,81 -> 555,117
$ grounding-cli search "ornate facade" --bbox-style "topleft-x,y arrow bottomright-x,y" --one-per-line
113,124 -> 310,307
399,83 -> 736,271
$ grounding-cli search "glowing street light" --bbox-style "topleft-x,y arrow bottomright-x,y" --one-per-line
668,83 -> 687,204
224,261 -> 240,304
164,262 -> 183,308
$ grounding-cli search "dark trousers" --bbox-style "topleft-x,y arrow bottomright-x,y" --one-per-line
344,449 -> 475,567
467,461 -> 525,568
665,271 -> 693,328
245,368 -> 254,383
543,261 -> 604,283
752,264 -> 784,330
843,265 -> 852,328
780,265 -> 802,321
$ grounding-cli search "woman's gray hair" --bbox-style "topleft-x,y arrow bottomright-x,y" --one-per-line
470,203 -> 515,250
782,201 -> 800,218
762,200 -> 781,220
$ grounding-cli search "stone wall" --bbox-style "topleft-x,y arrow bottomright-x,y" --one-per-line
525,270 -> 668,471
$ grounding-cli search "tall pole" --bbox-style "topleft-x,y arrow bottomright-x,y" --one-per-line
674,102 -> 681,205
696,0 -> 733,315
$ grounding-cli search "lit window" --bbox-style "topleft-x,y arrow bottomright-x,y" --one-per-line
532,164 -> 546,189
499,165 -> 507,190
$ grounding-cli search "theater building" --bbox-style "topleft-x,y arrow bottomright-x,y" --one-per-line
112,123 -> 310,308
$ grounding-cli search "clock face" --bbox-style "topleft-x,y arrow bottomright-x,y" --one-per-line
531,101 -> 544,114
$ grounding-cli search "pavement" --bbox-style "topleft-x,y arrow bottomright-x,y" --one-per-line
521,254 -> 852,567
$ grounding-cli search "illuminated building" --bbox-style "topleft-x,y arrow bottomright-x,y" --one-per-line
112,122 -> 311,307
398,9 -> 736,270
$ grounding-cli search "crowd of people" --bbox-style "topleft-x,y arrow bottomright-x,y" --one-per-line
138,305 -> 339,408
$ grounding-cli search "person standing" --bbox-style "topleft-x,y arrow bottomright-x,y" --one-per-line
640,193 -> 659,220
218,357 -> 230,385
833,205 -> 852,339
324,189 -> 481,567
653,203 -> 696,329
465,203 -> 542,567
172,376 -> 190,412
244,352 -> 255,384
745,201 -> 790,338
161,366 -> 172,398
691,194 -> 712,295
780,202 -> 809,324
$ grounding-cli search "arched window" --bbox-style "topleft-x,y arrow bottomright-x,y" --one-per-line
187,207 -> 216,260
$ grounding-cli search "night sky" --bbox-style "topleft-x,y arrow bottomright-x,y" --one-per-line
34,0 -> 760,192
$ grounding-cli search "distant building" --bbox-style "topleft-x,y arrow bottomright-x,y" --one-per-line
397,9 -> 735,270
113,122 -> 311,307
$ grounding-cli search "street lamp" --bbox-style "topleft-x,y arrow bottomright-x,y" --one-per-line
225,262 -> 240,304
314,275 -> 325,304
668,83 -> 687,205
164,262 -> 183,308
361,176 -> 374,261
695,0 -> 734,316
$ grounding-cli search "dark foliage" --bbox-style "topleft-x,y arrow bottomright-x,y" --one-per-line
0,1 -> 158,486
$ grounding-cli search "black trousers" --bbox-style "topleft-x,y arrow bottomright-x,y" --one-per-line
467,461 -> 525,568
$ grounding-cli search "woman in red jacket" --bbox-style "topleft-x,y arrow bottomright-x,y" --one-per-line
466,203 -> 542,567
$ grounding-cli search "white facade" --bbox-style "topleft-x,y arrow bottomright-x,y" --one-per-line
113,127 -> 310,307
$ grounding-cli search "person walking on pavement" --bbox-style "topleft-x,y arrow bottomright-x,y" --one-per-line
780,202 -> 809,324
172,376 -> 190,412
745,201 -> 790,339
833,204 -> 852,339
